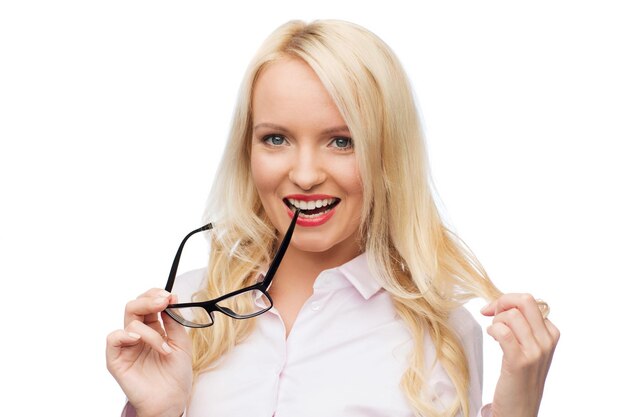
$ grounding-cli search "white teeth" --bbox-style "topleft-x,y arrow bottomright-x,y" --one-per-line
287,198 -> 337,210
299,208 -> 332,218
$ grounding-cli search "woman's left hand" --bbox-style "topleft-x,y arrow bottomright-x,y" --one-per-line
481,293 -> 560,417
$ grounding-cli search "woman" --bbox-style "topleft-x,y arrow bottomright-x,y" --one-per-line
106,20 -> 559,417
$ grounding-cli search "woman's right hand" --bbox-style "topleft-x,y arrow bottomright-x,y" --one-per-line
106,289 -> 193,417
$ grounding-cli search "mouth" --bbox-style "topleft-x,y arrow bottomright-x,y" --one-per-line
283,197 -> 340,219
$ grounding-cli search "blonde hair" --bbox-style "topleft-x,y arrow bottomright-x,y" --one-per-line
192,20 -> 502,417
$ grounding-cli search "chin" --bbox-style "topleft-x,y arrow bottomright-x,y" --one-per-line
291,236 -> 334,253
291,234 -> 360,258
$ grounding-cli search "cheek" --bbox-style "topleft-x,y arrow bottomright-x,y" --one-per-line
250,151 -> 280,196
334,159 -> 363,197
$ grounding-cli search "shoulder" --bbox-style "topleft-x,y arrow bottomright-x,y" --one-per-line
419,305 -> 483,365
447,306 -> 483,358
171,268 -> 207,300
447,306 -> 485,411
176,267 -> 207,283
448,306 -> 481,337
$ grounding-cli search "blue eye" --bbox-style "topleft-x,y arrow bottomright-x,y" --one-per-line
263,135 -> 286,146
331,137 -> 353,150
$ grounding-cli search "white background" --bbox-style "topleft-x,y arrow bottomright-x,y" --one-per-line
1,1 -> 624,415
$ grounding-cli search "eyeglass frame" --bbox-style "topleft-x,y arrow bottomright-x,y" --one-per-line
163,209 -> 300,328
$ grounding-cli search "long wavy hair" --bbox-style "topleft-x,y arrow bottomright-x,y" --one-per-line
191,20 -> 503,417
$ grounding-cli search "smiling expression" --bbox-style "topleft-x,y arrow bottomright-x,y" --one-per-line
250,58 -> 363,260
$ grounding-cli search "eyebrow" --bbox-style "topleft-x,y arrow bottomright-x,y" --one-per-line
253,123 -> 351,136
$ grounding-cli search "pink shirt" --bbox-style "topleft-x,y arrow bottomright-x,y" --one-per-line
123,252 -> 492,416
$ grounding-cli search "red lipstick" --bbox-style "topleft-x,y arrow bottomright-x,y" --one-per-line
283,194 -> 340,227
284,194 -> 335,201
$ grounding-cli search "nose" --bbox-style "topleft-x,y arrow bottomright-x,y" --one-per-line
288,146 -> 326,191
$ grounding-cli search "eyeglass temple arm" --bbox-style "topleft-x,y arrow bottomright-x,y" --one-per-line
262,209 -> 300,288
164,223 -> 213,292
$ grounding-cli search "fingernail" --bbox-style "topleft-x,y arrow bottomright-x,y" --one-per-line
154,297 -> 167,305
480,303 -> 490,313
159,290 -> 170,297
162,342 -> 174,354
127,331 -> 141,340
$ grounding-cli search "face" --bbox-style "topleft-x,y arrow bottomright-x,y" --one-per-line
250,58 -> 363,262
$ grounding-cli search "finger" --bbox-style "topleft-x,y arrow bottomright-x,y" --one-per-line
106,329 -> 142,365
482,293 -> 551,342
162,310 -> 192,352
544,318 -> 561,343
124,290 -> 172,328
136,287 -> 173,298
492,308 -> 539,356
487,322 -> 523,362
161,294 -> 192,352
125,319 -> 175,355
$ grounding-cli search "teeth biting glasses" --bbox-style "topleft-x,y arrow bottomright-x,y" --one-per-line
284,197 -> 340,217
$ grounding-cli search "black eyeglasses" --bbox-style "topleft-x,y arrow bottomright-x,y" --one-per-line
163,209 -> 300,328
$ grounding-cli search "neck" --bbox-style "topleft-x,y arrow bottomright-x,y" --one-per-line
271,240 -> 362,293
266,236 -> 362,337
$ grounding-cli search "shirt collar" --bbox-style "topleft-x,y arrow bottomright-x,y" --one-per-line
324,252 -> 383,300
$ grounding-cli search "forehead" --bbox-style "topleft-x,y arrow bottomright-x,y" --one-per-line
251,58 -> 346,129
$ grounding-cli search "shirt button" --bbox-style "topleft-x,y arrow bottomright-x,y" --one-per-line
311,301 -> 321,311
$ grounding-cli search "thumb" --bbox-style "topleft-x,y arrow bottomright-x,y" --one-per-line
480,300 -> 496,316
161,310 -> 192,353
